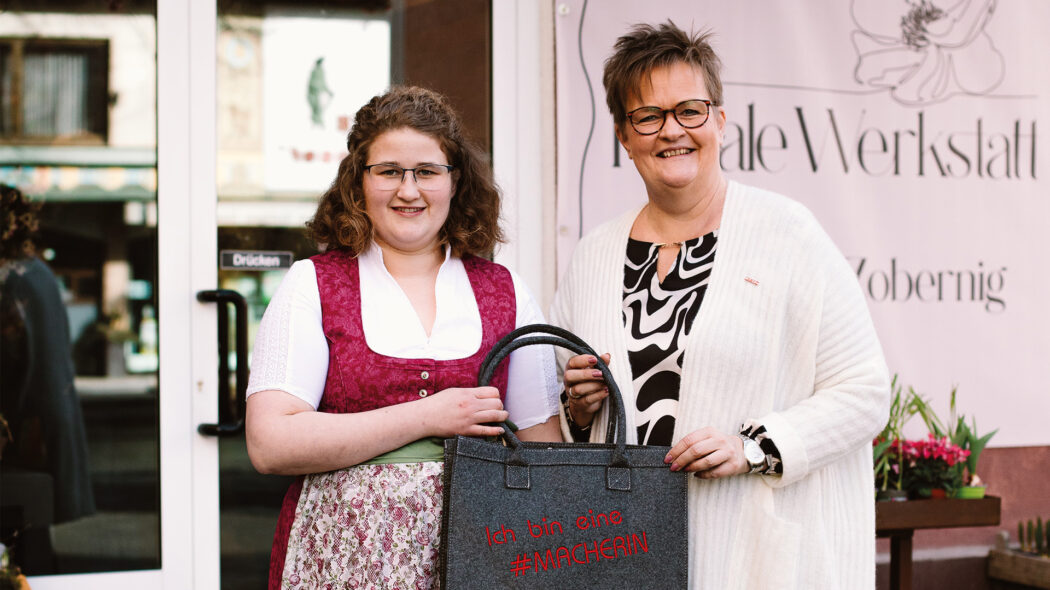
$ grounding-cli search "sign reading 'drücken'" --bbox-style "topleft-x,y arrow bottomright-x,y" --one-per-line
219,250 -> 293,271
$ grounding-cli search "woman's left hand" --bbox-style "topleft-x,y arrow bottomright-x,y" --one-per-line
664,427 -> 748,479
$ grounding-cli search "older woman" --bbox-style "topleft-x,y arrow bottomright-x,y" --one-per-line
552,23 -> 890,589
246,86 -> 561,589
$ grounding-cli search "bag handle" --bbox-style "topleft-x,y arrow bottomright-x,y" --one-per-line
479,323 -> 596,377
477,324 -> 628,464
478,323 -> 596,410
478,324 -> 620,445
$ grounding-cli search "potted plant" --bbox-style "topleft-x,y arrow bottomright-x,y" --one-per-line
901,433 -> 969,498
910,385 -> 998,498
988,519 -> 1050,589
874,379 -> 998,500
873,376 -> 911,501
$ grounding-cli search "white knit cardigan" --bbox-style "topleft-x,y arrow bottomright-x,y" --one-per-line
550,181 -> 890,590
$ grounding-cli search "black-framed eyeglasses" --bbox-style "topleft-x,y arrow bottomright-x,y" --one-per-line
363,163 -> 455,190
626,99 -> 714,135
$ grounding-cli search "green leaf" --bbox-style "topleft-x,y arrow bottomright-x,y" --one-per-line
873,438 -> 893,460
909,390 -> 947,437
873,438 -> 895,491
965,420 -> 999,476
950,416 -> 970,448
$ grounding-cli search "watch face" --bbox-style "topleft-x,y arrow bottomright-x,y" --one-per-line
743,439 -> 765,465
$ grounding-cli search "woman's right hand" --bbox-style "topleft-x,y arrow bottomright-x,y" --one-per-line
246,387 -> 507,475
422,386 -> 508,438
564,353 -> 612,428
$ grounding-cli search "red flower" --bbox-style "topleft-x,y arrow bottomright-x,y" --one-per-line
900,434 -> 969,495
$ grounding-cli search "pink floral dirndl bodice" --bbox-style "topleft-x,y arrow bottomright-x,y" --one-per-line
268,249 -> 515,589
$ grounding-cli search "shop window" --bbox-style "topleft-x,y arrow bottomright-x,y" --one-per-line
0,38 -> 109,144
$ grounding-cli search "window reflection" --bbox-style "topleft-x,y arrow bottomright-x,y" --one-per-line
0,1 -> 159,576
1,39 -> 110,142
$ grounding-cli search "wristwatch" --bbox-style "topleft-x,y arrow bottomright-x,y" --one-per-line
738,434 -> 767,474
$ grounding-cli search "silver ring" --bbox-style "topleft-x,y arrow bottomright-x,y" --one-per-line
567,386 -> 584,400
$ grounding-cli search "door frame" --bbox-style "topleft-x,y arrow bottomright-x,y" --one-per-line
491,0 -> 557,310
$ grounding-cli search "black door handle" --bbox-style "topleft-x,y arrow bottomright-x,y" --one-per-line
196,289 -> 248,436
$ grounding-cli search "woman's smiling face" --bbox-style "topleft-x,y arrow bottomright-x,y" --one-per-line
363,127 -> 454,256
617,61 -> 726,197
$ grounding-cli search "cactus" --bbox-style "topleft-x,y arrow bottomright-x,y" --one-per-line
1018,518 -> 1050,555
1041,514 -> 1050,554
1045,516 -> 1050,556
1039,518 -> 1047,555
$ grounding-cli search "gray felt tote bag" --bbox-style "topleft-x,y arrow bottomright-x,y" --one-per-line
439,324 -> 688,589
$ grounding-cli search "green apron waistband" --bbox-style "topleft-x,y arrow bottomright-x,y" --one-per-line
361,437 -> 446,465
358,421 -> 517,465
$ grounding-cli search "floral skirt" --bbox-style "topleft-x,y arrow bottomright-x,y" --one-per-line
280,462 -> 445,589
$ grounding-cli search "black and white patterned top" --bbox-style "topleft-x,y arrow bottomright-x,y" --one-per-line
619,232 -> 783,474
623,234 -> 717,446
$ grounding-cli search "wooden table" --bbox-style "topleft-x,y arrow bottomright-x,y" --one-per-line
876,496 -> 1001,590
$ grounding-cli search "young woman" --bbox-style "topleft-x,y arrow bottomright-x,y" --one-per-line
246,86 -> 561,589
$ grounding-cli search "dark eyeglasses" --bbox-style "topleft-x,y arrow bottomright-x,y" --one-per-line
626,99 -> 714,135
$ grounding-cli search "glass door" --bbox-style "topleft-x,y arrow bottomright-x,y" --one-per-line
2,0 -> 504,587
3,0 -> 214,588
4,0 -> 500,588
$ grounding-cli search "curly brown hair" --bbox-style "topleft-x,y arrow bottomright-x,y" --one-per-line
308,86 -> 504,257
602,21 -> 724,132
1,184 -> 40,265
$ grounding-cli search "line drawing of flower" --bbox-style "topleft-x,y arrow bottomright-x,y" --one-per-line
851,0 -> 1005,105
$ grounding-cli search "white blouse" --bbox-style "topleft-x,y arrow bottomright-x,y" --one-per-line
247,243 -> 560,430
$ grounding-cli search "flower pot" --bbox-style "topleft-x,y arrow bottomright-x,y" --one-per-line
915,487 -> 948,499
988,548 -> 1050,589
954,485 -> 987,499
876,489 -> 909,502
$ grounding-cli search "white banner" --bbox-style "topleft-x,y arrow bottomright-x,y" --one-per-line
555,0 -> 1049,446
262,10 -> 390,194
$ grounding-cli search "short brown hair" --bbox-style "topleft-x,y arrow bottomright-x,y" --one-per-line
602,21 -> 723,131
308,86 -> 504,256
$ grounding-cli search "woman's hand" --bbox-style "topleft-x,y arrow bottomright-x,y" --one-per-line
421,386 -> 509,438
665,427 -> 748,479
563,353 -> 612,427
246,387 -> 507,475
